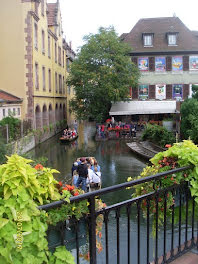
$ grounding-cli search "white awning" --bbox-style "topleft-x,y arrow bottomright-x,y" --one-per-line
109,100 -> 177,115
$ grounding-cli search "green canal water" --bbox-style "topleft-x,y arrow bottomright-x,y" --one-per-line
29,122 -> 194,264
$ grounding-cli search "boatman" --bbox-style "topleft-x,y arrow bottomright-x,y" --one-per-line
76,157 -> 88,192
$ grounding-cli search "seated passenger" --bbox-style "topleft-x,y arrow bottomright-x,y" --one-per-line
72,128 -> 77,138
87,164 -> 101,191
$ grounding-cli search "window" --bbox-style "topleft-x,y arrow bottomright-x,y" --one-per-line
55,43 -> 57,63
189,56 -> 198,70
35,63 -> 39,89
55,72 -> 58,93
139,85 -> 149,100
172,56 -> 183,72
173,84 -> 183,100
63,76 -> 65,94
3,109 -> 5,117
168,34 -> 177,45
143,34 -> 153,46
8,109 -> 11,115
42,30 -> 45,54
66,58 -> 70,72
48,69 -> 51,92
62,51 -> 64,68
34,23 -> 38,49
156,84 -> 166,100
41,0 -> 44,16
59,74 -> 62,93
13,108 -> 16,116
155,57 -> 166,72
48,35 -> 51,58
18,108 -> 20,116
42,66 -> 46,91
138,57 -> 149,71
58,47 -> 61,65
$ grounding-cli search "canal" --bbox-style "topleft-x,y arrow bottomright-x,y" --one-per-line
29,122 -> 194,264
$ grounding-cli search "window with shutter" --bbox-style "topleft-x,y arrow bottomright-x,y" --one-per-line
149,85 -> 155,99
166,85 -> 172,99
131,57 -> 138,66
183,84 -> 189,99
166,57 -> 172,71
149,57 -> 155,71
132,87 -> 138,99
183,56 -> 189,71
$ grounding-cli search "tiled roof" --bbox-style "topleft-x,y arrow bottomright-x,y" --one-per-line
0,90 -> 22,103
122,17 -> 198,53
47,3 -> 57,26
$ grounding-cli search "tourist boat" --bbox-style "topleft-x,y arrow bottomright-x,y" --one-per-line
59,134 -> 78,143
72,157 -> 102,192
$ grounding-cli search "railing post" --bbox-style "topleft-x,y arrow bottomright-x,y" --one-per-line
88,196 -> 97,264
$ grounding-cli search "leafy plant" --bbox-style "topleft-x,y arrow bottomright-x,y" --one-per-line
142,123 -> 175,147
0,155 -> 106,263
128,140 -> 198,234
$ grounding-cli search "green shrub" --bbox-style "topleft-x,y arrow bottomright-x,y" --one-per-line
142,124 -> 175,147
0,116 -> 20,141
0,134 -> 6,164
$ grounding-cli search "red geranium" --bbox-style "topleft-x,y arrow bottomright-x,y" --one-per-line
73,191 -> 79,196
35,164 -> 43,170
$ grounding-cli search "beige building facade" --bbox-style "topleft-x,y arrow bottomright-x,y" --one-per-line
0,0 -> 75,129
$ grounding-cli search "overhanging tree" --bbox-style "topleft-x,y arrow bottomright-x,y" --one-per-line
67,26 -> 140,122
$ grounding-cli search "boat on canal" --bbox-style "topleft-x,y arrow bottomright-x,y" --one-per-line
127,141 -> 166,160
59,134 -> 78,143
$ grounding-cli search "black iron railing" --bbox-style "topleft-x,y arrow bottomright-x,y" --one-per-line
38,166 -> 198,264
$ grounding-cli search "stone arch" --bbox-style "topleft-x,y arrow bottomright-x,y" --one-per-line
35,105 -> 42,129
49,103 -> 54,124
42,104 -> 48,127
63,103 -> 66,120
55,103 -> 59,121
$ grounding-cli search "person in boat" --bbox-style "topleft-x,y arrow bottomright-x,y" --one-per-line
63,129 -> 68,138
67,128 -> 72,139
76,157 -> 88,192
71,128 -> 77,138
91,160 -> 101,172
72,162 -> 79,187
87,164 -> 101,191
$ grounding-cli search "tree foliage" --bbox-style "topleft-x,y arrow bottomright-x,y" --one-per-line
67,26 -> 140,122
180,98 -> 198,143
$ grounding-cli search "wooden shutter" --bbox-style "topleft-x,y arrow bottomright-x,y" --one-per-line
183,56 -> 189,71
166,84 -> 172,99
166,56 -> 172,71
149,85 -> 155,99
132,86 -> 138,99
131,57 -> 137,66
149,57 -> 155,71
183,84 -> 189,99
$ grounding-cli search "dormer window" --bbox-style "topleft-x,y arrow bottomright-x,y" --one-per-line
167,33 -> 178,46
143,33 -> 154,47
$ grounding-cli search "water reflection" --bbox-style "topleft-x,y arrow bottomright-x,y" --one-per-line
29,122 -> 146,198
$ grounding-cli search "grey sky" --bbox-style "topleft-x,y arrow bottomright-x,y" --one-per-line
48,0 -> 198,52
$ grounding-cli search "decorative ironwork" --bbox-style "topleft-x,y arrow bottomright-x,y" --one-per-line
38,165 -> 198,264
